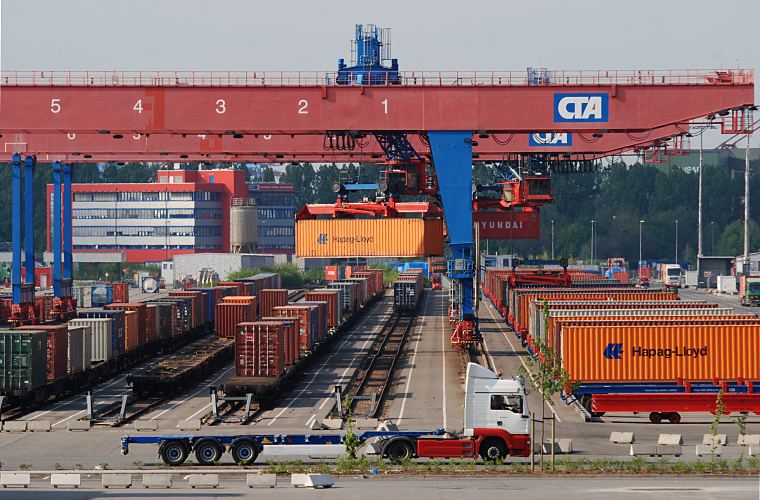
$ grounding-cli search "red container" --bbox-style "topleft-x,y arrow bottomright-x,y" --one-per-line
305,291 -> 341,328
259,289 -> 288,318
109,282 -> 130,304
222,296 -> 257,322
235,322 -> 286,377
325,265 -> 342,281
124,310 -> 140,352
145,303 -> 157,343
18,324 -> 68,382
0,298 -> 11,323
35,294 -> 54,322
105,303 -> 147,346
169,290 -> 205,328
300,301 -> 328,339
260,316 -> 300,366
216,302 -> 255,339
612,271 -> 630,284
273,305 -> 318,351
217,282 -> 246,295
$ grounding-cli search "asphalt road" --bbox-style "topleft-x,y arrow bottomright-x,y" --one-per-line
0,476 -> 756,499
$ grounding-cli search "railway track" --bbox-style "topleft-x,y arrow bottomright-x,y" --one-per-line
349,313 -> 414,418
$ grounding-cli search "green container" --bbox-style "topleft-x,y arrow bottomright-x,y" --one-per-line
0,330 -> 48,393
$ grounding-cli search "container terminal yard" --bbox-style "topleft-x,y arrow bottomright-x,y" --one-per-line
0,1 -> 759,496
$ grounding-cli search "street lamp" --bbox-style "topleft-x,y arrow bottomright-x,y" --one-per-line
675,219 -> 679,261
590,219 -> 596,266
638,220 -> 644,277
710,221 -> 715,255
551,220 -> 556,260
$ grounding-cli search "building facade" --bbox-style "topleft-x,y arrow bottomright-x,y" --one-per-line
249,183 -> 295,254
47,169 -> 249,263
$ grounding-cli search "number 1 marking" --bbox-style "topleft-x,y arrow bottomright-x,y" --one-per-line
381,99 -> 388,114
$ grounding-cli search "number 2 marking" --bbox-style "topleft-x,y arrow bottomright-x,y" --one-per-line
298,99 -> 309,114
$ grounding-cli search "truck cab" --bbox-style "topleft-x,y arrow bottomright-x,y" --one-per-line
662,264 -> 683,288
740,276 -> 760,306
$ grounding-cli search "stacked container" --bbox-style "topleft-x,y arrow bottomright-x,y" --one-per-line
300,301 -> 328,339
69,317 -> 113,363
273,305 -> 319,350
66,325 -> 92,374
78,309 -> 125,357
234,322 -> 286,377
186,287 -> 218,324
105,303 -> 147,347
305,290 -> 342,328
0,330 -> 48,392
259,289 -> 288,318
328,281 -> 358,314
216,302 -> 256,339
18,325 -> 68,382
109,282 -> 130,303
154,297 -> 192,335
222,296 -> 258,321
169,291 -> 206,329
260,316 -> 300,366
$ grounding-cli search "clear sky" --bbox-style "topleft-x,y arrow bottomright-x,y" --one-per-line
2,0 -> 758,146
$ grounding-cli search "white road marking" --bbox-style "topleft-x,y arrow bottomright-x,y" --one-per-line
270,300 -> 389,427
150,367 -> 232,420
396,291 -> 430,423
485,303 -> 561,423
185,403 -> 211,421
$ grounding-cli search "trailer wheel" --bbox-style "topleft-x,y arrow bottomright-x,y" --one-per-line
667,412 -> 682,424
194,439 -> 223,466
479,438 -> 507,462
160,440 -> 189,466
383,439 -> 415,462
649,412 -> 663,424
231,439 -> 259,465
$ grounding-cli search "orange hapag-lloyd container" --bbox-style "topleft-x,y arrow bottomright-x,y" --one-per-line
295,218 -> 444,258
560,324 -> 760,383
547,315 -> 760,350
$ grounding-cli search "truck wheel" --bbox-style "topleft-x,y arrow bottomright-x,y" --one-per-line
161,440 -> 189,466
194,439 -> 223,465
667,412 -> 682,424
649,412 -> 662,424
383,439 -> 414,462
479,439 -> 507,462
231,439 -> 259,465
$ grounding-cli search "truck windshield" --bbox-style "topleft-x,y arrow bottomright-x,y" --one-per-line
667,269 -> 681,276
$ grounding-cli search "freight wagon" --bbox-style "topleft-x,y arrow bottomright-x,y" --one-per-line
393,269 -> 424,315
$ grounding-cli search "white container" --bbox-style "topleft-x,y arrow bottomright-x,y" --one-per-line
68,318 -> 113,362
66,325 -> 92,374
717,275 -> 737,294
685,271 -> 698,287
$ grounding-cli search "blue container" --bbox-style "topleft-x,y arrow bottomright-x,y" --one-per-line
78,308 -> 125,357
90,286 -> 113,307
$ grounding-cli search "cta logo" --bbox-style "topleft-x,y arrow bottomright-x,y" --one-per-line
604,343 -> 623,360
554,93 -> 609,122
317,233 -> 328,245
529,132 -> 572,147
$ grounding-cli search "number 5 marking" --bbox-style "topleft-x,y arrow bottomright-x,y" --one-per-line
50,98 -> 61,113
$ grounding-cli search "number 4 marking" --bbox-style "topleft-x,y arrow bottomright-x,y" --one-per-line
133,99 -> 143,114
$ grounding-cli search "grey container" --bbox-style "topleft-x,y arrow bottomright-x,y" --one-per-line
66,325 -> 92,374
68,318 -> 113,363
0,330 -> 48,393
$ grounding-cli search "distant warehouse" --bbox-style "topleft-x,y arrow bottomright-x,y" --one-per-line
249,182 -> 295,255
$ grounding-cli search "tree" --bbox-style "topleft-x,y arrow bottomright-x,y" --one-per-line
716,219 -> 760,256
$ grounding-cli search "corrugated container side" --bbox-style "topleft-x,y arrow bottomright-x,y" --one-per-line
169,291 -> 204,328
235,322 -> 286,377
295,218 -> 445,257
259,289 -> 288,318
78,309 -> 124,357
109,282 -> 130,304
217,282 -> 246,295
222,296 -> 258,321
330,282 -> 360,313
124,311 -> 140,352
215,303 -> 255,339
68,318 -> 113,362
105,303 -> 147,346
561,325 -> 760,383
0,330 -> 48,392
300,301 -> 328,339
260,316 -> 300,366
273,306 -> 316,351
66,325 -> 91,374
305,291 -> 341,327
145,304 -> 157,343
17,325 -> 68,382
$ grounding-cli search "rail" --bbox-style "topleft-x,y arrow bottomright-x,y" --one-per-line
351,313 -> 413,418
0,69 -> 753,87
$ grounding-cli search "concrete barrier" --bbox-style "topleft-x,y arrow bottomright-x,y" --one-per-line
189,474 -> 219,489
308,418 -> 323,430
737,434 -> 760,446
27,420 -> 51,432
354,418 -> 378,430
696,444 -> 723,457
749,446 -> 758,457
134,420 -> 158,432
657,434 -> 683,446
657,444 -> 683,457
247,473 -> 277,488
67,420 -> 91,431
142,473 -> 172,488
702,434 -> 726,446
102,473 -> 132,488
321,418 -> 343,430
610,432 -> 635,444
3,421 -> 27,432
0,472 -> 31,488
630,443 -> 657,457
557,439 -> 573,454
51,473 -> 81,488
292,473 -> 333,488
177,419 -> 201,431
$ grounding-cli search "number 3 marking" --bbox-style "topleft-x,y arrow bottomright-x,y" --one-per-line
216,99 -> 226,114
298,99 -> 309,114
50,98 -> 61,113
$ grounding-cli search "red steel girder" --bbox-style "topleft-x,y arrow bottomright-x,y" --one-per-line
0,125 -> 690,161
297,201 -> 442,219
592,392 -> 760,415
0,70 -> 752,134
